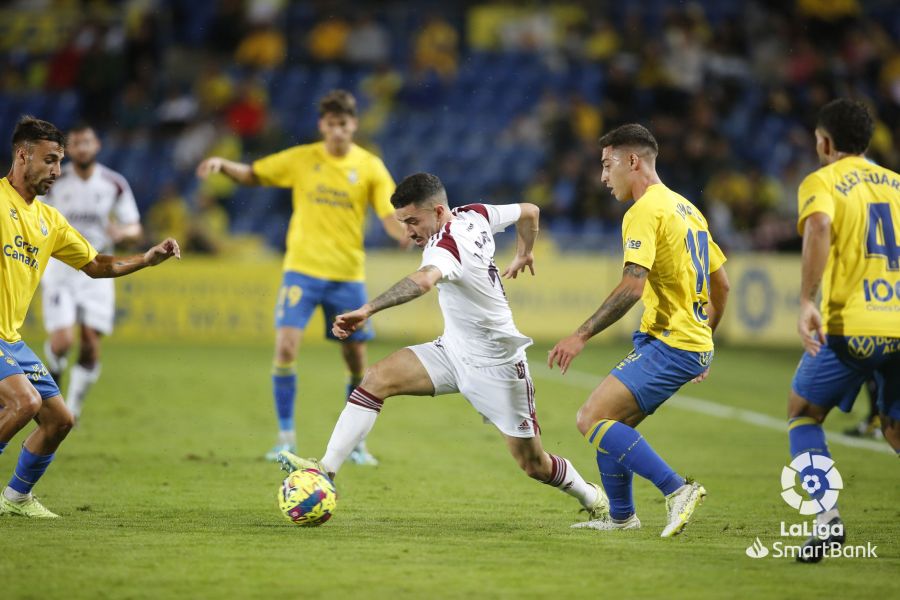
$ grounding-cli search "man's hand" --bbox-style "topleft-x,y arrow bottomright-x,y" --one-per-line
332,306 -> 371,340
548,333 -> 586,374
502,253 -> 535,279
798,299 -> 826,356
196,157 -> 225,178
144,238 -> 181,266
691,368 -> 710,383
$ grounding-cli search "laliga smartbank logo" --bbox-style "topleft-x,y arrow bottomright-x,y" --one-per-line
743,454 -> 878,560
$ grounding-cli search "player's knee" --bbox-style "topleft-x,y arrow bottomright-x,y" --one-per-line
5,388 -> 42,422
359,363 -> 391,398
576,405 -> 602,436
787,393 -> 826,423
47,410 -> 76,441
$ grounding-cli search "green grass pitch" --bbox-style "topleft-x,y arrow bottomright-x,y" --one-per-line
0,339 -> 896,599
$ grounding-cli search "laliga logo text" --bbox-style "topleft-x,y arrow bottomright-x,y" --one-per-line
744,454 -> 877,560
780,452 -> 842,515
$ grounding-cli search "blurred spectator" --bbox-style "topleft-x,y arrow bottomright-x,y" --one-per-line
308,16 -> 350,62
346,14 -> 391,66
225,78 -> 269,140
186,191 -> 231,254
414,14 -> 459,80
235,24 -> 287,69
147,183 -> 190,243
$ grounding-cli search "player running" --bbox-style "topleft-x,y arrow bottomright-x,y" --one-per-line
197,90 -> 408,463
787,99 -> 900,563
0,116 -> 179,518
548,124 -> 730,537
41,123 -> 143,422
279,172 -> 609,521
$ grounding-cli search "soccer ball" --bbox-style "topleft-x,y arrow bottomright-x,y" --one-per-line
277,468 -> 337,526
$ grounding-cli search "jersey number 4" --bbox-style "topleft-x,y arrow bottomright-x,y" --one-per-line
866,203 -> 900,271
686,229 -> 710,322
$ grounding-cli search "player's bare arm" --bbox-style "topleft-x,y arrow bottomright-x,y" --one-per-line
691,266 -> 730,383
81,238 -> 181,278
195,156 -> 259,186
332,266 -> 443,339
503,202 -> 540,279
548,262 -> 648,374
707,266 -> 730,335
798,212 -> 831,356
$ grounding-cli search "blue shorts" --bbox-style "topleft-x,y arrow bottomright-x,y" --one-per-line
792,335 -> 900,420
274,271 -> 374,342
0,339 -> 60,400
611,332 -> 713,415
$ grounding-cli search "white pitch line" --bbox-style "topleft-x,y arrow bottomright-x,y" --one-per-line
530,364 -> 895,456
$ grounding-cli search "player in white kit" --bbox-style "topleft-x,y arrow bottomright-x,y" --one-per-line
40,124 -> 142,421
279,173 -> 609,521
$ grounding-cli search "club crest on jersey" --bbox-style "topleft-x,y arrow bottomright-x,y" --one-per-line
9,208 -> 18,220
348,169 -> 358,184
39,217 -> 49,236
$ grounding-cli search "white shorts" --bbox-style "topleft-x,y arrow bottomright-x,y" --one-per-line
408,339 -> 539,438
41,261 -> 115,335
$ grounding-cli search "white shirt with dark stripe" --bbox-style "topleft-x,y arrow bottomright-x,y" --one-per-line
420,203 -> 533,367
42,162 -> 140,254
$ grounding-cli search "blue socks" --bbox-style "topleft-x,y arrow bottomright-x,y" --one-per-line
596,450 -> 635,520
8,446 -> 55,495
272,363 -> 297,433
788,417 -> 830,458
586,419 -> 684,497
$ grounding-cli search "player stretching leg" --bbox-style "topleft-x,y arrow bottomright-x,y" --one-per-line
549,124 -> 730,537
788,99 -> 900,563
40,123 -> 143,422
197,90 -> 408,463
279,173 -> 608,520
0,116 -> 180,518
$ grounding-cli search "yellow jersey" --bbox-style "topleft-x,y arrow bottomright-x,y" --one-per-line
252,142 -> 396,282
0,177 -> 97,342
621,184 -> 727,352
797,156 -> 900,336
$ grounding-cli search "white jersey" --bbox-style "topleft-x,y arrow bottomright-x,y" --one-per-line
42,162 -> 139,254
420,203 -> 532,367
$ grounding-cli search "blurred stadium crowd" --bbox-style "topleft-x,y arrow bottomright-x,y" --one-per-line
2,0 -> 900,254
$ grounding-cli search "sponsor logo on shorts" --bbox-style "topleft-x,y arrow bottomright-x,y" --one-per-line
517,419 -> 531,433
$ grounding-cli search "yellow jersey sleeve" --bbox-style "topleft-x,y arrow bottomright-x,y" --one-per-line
797,172 -> 835,235
252,147 -> 304,188
709,237 -> 726,272
368,157 -> 396,219
51,214 -> 98,269
622,203 -> 657,270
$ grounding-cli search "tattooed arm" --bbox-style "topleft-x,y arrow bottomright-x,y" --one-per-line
548,263 -> 648,374
82,238 -> 181,278
798,211 -> 831,356
332,266 -> 443,339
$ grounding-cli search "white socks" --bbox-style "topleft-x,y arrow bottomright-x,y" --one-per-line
66,363 -> 100,419
546,454 -> 598,508
43,340 -> 68,375
278,430 -> 296,447
321,403 -> 380,474
3,486 -> 29,502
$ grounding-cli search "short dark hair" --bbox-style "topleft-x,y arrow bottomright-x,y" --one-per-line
817,99 -> 873,155
391,172 -> 445,208
68,121 -> 95,135
598,123 -> 658,157
318,89 -> 357,117
11,115 -> 66,151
